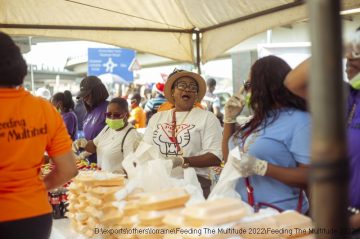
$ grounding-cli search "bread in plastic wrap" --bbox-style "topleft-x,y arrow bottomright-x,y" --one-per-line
102,211 -> 124,226
162,212 -> 184,228
182,198 -> 246,226
75,171 -> 126,187
273,211 -> 313,238
236,211 -> 313,239
119,215 -> 139,228
125,188 -> 145,201
139,188 -> 190,210
138,208 -> 183,226
124,200 -> 140,216
235,216 -> 279,239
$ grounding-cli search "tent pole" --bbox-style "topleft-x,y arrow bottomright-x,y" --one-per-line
307,1 -> 349,238
195,31 -> 201,74
28,36 -> 35,95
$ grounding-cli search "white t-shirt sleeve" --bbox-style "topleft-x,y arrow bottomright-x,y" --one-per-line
93,126 -> 108,147
142,112 -> 158,144
200,113 -> 223,161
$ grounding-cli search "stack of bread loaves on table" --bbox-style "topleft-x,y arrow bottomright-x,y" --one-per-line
66,171 -> 126,238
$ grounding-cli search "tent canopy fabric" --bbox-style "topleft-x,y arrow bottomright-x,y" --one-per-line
0,0 -> 359,63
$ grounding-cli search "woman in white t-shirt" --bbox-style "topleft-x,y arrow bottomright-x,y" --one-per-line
143,69 -> 223,198
80,97 -> 138,173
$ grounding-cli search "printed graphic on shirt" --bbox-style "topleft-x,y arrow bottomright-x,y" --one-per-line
153,123 -> 195,156
0,118 -> 47,142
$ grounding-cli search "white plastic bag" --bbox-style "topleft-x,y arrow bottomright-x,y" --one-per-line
209,146 -> 244,200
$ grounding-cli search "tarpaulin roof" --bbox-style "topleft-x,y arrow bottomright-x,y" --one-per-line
0,0 -> 359,63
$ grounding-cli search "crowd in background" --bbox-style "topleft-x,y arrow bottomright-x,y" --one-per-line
1,25 -> 360,238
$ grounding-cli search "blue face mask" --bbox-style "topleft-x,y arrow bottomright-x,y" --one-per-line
350,73 -> 360,90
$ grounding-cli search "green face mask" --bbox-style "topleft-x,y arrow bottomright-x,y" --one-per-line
106,118 -> 125,130
245,93 -> 251,107
350,73 -> 360,90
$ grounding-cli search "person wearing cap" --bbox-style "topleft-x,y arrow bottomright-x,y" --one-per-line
284,27 -> 360,231
142,69 -> 223,198
144,82 -> 167,123
0,31 -> 78,238
223,55 -> 310,214
75,75 -> 109,164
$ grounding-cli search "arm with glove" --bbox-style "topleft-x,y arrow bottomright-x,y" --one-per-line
222,86 -> 246,162
72,138 -> 96,160
232,152 -> 309,189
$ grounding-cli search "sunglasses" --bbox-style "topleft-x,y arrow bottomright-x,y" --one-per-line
104,112 -> 126,119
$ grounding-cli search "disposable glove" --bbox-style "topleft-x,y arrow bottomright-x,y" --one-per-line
232,153 -> 268,177
72,138 -> 88,153
166,156 -> 185,169
224,86 -> 246,123
78,151 -> 92,160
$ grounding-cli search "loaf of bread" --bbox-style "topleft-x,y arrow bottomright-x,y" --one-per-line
138,208 -> 183,226
182,198 -> 246,226
139,188 -> 190,210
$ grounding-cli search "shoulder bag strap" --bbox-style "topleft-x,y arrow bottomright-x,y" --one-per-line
121,127 -> 135,153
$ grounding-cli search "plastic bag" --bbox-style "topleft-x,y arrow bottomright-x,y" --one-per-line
209,146 -> 244,200
121,141 -> 205,202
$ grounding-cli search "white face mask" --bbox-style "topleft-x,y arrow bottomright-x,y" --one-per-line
350,72 -> 360,90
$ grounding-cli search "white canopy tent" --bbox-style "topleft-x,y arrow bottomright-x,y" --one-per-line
0,0 -> 359,67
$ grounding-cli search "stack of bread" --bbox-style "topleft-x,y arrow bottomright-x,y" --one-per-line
135,188 -> 190,239
66,171 -> 126,238
235,210 -> 314,239
163,198 -> 247,239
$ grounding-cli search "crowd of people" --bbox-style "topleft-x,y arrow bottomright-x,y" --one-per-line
1,25 -> 360,238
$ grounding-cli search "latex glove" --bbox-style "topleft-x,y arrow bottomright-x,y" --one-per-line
232,153 -> 268,177
78,151 -> 92,160
72,138 -> 88,153
224,86 -> 245,123
166,156 -> 184,169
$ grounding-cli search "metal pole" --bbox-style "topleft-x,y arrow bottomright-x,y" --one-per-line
307,1 -> 349,238
195,31 -> 201,74
28,36 -> 35,94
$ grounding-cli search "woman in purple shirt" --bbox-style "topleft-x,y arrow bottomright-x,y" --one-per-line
52,90 -> 78,141
76,76 -> 109,163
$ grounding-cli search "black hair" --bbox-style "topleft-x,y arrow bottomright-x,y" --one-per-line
109,97 -> 129,113
83,77 -> 109,112
206,78 -> 216,87
52,90 -> 75,112
131,93 -> 142,104
234,55 -> 306,140
0,32 -> 27,86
